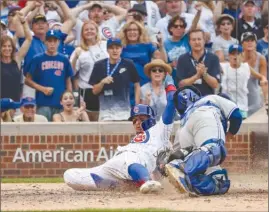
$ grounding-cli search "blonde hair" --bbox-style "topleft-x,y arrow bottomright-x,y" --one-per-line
1,110 -> 13,122
200,0 -> 215,12
118,20 -> 150,46
80,20 -> 101,51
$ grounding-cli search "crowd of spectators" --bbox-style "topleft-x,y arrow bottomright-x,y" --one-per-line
1,0 -> 268,123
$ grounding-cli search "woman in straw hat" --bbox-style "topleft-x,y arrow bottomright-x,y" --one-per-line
140,59 -> 172,121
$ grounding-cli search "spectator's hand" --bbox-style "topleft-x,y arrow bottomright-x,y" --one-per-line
171,60 -> 177,68
156,32 -> 163,47
17,11 -> 25,23
260,76 -> 268,86
196,62 -> 208,76
101,76 -> 114,85
226,132 -> 235,141
42,87 -> 54,96
35,0 -> 44,8
194,2 -> 202,11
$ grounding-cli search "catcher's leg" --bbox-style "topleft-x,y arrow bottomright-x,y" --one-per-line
165,138 -> 230,196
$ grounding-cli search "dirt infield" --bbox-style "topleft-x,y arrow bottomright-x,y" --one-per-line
1,173 -> 268,212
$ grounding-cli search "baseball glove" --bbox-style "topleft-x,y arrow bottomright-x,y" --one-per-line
156,146 -> 193,177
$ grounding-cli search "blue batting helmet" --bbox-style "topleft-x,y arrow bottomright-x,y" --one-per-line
173,86 -> 201,115
128,104 -> 156,131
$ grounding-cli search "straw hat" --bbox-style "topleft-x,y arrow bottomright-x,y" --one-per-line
144,59 -> 172,78
216,14 -> 235,27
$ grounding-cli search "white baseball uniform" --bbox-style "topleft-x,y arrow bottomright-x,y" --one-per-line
64,117 -> 173,190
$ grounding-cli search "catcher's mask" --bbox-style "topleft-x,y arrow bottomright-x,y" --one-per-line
128,104 -> 156,131
173,86 -> 201,115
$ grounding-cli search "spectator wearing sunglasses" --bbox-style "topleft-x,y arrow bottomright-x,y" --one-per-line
164,8 -> 201,85
212,14 -> 238,62
140,59 -> 172,121
13,97 -> 48,122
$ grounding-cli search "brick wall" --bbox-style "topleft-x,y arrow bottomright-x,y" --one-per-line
0,132 -> 255,178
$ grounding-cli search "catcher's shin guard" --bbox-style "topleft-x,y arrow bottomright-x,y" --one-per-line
165,160 -> 198,196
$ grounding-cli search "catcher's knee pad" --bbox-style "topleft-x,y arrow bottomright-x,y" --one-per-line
188,168 -> 230,196
184,139 -> 226,176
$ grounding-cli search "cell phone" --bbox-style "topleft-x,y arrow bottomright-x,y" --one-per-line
73,89 -> 80,108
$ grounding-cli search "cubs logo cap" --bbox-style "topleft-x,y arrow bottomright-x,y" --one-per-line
228,44 -> 243,54
1,98 -> 21,112
21,97 -> 36,107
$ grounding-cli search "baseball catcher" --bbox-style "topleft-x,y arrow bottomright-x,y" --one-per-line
156,86 -> 243,197
64,81 -> 178,193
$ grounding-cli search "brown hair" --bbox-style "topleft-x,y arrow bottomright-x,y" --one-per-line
60,90 -> 74,101
80,20 -> 101,51
118,20 -> 150,46
167,15 -> 187,35
0,35 -> 16,60
188,28 -> 205,40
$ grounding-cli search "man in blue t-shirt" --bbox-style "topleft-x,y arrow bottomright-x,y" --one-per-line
89,38 -> 140,121
25,30 -> 74,121
257,21 -> 268,63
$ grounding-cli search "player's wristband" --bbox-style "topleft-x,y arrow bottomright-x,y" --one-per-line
165,85 -> 176,93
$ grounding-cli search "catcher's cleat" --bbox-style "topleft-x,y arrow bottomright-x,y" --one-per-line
165,163 -> 199,197
140,180 -> 162,194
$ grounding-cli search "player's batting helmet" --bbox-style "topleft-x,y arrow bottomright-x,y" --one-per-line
173,86 -> 201,115
128,104 -> 156,131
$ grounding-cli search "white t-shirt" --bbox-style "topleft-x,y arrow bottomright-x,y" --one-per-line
14,114 -> 48,122
70,41 -> 108,89
220,62 -> 251,111
212,35 -> 238,61
156,13 -> 195,40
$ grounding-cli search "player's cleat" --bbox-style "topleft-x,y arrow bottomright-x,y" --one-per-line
140,180 -> 162,194
165,163 -> 199,197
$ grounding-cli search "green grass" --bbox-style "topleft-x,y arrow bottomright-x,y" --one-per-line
1,178 -> 64,183
4,209 -> 176,212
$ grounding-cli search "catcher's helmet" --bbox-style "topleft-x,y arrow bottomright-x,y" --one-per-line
173,86 -> 201,115
128,104 -> 156,131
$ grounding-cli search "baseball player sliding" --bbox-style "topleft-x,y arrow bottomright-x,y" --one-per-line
64,82 -> 177,193
156,86 -> 243,197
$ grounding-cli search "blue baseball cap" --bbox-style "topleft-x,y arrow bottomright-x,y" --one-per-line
1,98 -> 21,112
21,97 -> 36,107
228,44 -> 243,54
107,37 -> 122,48
46,30 -> 60,40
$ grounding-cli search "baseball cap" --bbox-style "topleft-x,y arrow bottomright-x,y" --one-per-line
1,19 -> 7,27
21,97 -> 36,107
228,44 -> 243,54
107,37 -> 122,48
46,29 -> 61,40
1,98 -> 21,112
242,0 -> 256,6
32,14 -> 47,24
216,14 -> 235,26
128,4 -> 147,16
241,32 -> 257,43
49,21 -> 63,29
8,5 -> 21,16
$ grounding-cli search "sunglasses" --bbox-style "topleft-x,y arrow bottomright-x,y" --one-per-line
173,24 -> 185,29
151,68 -> 165,73
132,117 -> 148,125
221,22 -> 232,26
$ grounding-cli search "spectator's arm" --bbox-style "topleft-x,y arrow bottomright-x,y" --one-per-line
52,114 -> 62,122
189,4 -> 202,32
134,82 -> 141,105
153,49 -> 167,62
80,111 -> 90,122
66,77 -> 73,92
202,71 -> 219,89
25,73 -> 47,93
25,7 -> 39,24
93,80 -> 105,95
56,0 -> 76,35
99,2 -> 127,23
214,50 -> 225,62
179,74 -> 200,87
261,1 -> 268,16
213,1 -> 224,24
19,1 -> 36,17
15,13 -> 32,69
259,56 -> 268,102
37,1 -> 45,16
71,1 -> 95,18
70,47 -> 82,75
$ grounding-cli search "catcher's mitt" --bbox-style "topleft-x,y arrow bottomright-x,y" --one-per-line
156,146 -> 193,177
